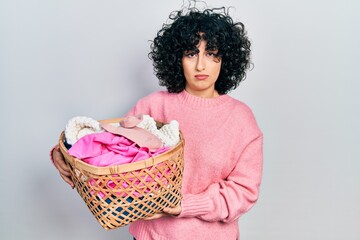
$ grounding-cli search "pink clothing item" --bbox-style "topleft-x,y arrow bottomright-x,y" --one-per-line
119,115 -> 143,127
67,132 -> 169,167
100,115 -> 163,152
126,90 -> 263,240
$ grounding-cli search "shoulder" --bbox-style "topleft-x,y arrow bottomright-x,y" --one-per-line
138,90 -> 173,102
127,90 -> 181,121
129,90 -> 178,116
227,96 -> 255,117
135,91 -> 180,108
226,96 -> 262,134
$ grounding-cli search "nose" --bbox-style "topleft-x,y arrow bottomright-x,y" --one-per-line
196,55 -> 205,71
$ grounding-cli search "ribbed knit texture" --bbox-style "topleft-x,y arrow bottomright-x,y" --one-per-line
126,90 -> 263,240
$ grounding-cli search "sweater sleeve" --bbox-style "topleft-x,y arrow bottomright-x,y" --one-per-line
124,94 -> 153,117
178,134 -> 263,223
125,102 -> 143,117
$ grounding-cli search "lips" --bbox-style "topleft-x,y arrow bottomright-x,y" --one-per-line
195,74 -> 209,80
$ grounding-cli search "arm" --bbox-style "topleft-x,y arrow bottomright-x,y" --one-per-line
179,134 -> 263,222
146,134 -> 263,222
127,94 -> 263,221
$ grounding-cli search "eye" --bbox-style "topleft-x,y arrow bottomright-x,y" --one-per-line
183,49 -> 200,58
184,51 -> 197,58
206,51 -> 218,57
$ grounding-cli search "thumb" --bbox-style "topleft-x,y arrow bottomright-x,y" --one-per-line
163,205 -> 181,216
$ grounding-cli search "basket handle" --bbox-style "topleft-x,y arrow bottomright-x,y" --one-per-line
108,156 -> 155,174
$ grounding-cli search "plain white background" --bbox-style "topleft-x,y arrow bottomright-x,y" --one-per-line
1,0 -> 359,239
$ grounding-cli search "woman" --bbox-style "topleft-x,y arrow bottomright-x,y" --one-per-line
51,6 -> 263,240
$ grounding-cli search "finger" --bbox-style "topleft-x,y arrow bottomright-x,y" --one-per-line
53,151 -> 71,175
53,151 -> 67,169
56,164 -> 72,177
53,161 -> 72,178
162,207 -> 174,214
56,158 -> 69,171
52,150 -> 74,187
60,173 -> 74,188
143,213 -> 166,221
163,206 -> 181,216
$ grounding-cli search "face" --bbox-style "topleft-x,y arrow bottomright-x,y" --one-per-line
182,40 -> 222,98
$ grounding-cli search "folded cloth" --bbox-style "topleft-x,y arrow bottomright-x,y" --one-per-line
100,116 -> 163,152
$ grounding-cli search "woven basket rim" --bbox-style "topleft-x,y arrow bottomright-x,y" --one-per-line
58,118 -> 184,175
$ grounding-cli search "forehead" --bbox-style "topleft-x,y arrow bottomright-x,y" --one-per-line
183,34 -> 219,51
187,31 -> 219,48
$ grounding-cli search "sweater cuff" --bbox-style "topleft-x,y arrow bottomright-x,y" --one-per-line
49,145 -> 59,165
178,193 -> 213,218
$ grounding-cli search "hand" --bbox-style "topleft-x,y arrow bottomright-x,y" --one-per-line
52,145 -> 74,188
144,205 -> 182,220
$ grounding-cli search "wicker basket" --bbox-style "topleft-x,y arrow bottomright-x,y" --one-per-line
58,118 -> 184,230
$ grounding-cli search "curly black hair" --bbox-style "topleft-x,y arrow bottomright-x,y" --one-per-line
149,6 -> 252,95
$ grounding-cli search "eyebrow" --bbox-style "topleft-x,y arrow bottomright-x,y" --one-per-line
183,48 -> 218,53
183,49 -> 199,54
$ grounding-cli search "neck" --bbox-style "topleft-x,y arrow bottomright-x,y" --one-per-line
185,88 -> 220,98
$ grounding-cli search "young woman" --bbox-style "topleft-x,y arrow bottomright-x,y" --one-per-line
51,6 -> 263,240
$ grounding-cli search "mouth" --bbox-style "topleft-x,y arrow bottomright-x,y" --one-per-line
195,74 -> 209,80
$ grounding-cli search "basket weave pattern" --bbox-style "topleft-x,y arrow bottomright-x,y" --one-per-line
58,120 -> 184,230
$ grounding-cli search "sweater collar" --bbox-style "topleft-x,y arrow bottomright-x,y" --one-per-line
177,90 -> 231,109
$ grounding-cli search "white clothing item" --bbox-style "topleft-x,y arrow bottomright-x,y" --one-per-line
65,116 -> 103,145
137,115 -> 180,147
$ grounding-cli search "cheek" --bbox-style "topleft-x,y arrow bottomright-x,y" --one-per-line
182,61 -> 191,76
213,63 -> 222,76
181,59 -> 186,73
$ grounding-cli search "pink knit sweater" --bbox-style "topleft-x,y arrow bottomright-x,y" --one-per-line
126,90 -> 263,240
